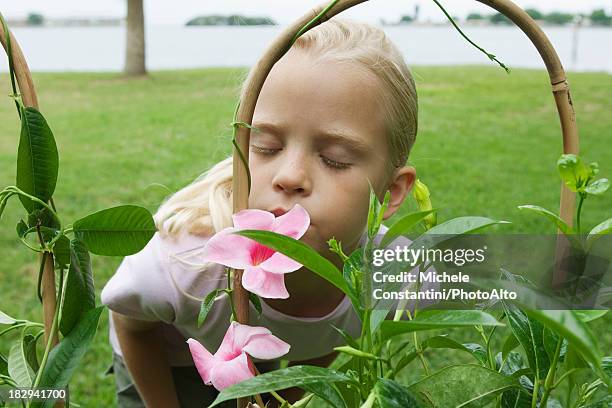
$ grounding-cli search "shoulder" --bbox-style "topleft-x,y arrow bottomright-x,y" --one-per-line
100,231 -> 215,323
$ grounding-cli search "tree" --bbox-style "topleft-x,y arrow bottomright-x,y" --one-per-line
489,12 -> 512,25
524,8 -> 543,20
27,13 -> 44,26
124,0 -> 146,76
466,13 -> 484,21
590,9 -> 612,26
399,15 -> 413,24
544,12 -> 574,25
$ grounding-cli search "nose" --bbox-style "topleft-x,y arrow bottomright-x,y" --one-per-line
271,153 -> 312,196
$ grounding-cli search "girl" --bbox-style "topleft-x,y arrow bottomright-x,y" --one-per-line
101,18 -> 418,408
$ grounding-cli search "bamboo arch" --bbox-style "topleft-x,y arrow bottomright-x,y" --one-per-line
1,1 -> 579,407
230,2 -> 578,405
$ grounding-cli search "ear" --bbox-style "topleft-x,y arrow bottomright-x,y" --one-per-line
382,166 -> 416,220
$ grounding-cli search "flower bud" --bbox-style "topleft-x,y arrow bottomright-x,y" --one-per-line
412,179 -> 437,229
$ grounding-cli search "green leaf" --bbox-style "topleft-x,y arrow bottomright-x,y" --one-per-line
375,191 -> 391,234
16,220 -> 28,238
381,310 -> 503,339
501,302 -> 550,379
334,346 -> 380,361
408,364 -> 518,407
8,337 -> 35,388
0,353 -> 7,376
23,334 -> 39,373
517,205 -> 574,235
521,309 -> 608,386
581,395 -> 612,408
393,346 -> 419,374
370,309 -> 390,336
209,366 -> 353,407
367,186 -> 385,238
234,230 -> 350,297
27,207 -> 60,231
330,325 -> 360,349
420,216 -> 509,236
73,205 -> 156,256
31,307 -> 103,408
342,249 -> 364,320
374,378 -> 423,407
59,239 -> 95,336
0,311 -> 17,326
502,333 -> 520,361
573,310 -> 608,322
380,209 -> 437,248
301,382 -> 347,408
198,289 -> 220,328
602,356 -> 612,378
52,235 -> 71,269
249,292 -> 262,318
498,352 -> 532,408
16,106 -> 59,213
587,218 -> 612,248
424,336 -> 487,365
557,154 -> 590,192
585,178 -> 609,195
564,344 -> 588,371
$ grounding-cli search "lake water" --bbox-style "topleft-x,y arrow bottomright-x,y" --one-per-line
1,25 -> 611,73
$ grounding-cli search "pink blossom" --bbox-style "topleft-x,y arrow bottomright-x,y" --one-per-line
202,204 -> 310,298
187,321 -> 290,390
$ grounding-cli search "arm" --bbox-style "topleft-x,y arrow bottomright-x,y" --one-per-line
112,311 -> 181,408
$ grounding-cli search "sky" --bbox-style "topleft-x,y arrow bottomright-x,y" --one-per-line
1,0 -> 611,26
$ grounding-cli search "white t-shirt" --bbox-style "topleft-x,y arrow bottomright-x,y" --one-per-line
101,224 -> 407,366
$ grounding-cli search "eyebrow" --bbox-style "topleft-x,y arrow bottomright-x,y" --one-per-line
251,121 -> 372,154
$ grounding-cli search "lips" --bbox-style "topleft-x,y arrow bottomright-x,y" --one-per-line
270,208 -> 288,217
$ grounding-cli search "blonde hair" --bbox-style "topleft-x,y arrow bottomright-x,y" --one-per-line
154,18 -> 418,240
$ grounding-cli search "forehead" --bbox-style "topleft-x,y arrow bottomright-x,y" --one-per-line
253,51 -> 388,146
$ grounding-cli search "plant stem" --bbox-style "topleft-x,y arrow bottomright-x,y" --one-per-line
540,338 -> 563,407
531,376 -> 540,408
290,0 -> 340,46
5,187 -> 61,225
431,0 -> 510,72
406,310 -> 429,376
225,269 -> 237,321
0,322 -> 44,337
252,363 -> 282,407
360,391 -> 376,408
576,193 -> 585,236
28,268 -> 64,408
270,390 -> 287,406
37,252 -> 49,302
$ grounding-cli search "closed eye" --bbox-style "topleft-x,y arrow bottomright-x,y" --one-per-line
250,145 -> 280,155
250,145 -> 352,171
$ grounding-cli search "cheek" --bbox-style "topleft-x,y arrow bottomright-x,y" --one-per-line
247,165 -> 270,207
318,177 -> 371,236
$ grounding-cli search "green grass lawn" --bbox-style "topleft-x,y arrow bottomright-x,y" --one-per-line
0,66 -> 610,406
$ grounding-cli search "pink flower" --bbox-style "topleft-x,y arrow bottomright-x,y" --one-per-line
187,321 -> 290,390
202,204 -> 310,298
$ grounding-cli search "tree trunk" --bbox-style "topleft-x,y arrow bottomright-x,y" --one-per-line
124,0 -> 146,76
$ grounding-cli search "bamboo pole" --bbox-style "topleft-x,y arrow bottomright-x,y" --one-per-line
477,0 -> 579,285
0,19 -> 64,407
